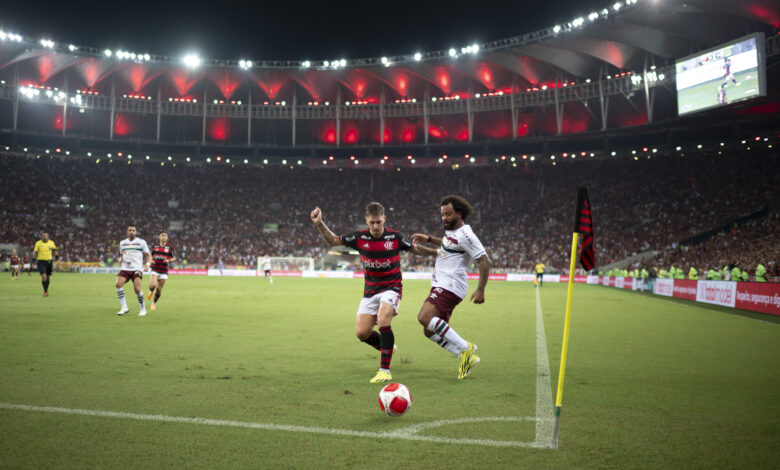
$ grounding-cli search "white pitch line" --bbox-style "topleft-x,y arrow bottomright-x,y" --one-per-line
534,287 -> 555,448
0,403 -> 541,448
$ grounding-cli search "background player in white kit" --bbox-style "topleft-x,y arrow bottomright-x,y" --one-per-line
412,195 -> 492,379
262,255 -> 273,284
116,225 -> 151,316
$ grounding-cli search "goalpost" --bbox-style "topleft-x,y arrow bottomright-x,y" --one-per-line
258,256 -> 315,272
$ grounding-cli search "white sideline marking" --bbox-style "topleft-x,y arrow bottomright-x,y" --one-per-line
0,403 -> 542,448
535,287 -> 555,448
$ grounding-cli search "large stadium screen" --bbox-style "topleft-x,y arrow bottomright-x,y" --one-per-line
675,32 -> 766,116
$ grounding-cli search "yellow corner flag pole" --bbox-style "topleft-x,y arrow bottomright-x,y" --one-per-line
552,187 -> 594,450
551,232 -> 579,449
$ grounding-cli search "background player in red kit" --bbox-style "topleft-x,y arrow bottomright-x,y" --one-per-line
10,249 -> 21,280
23,252 -> 32,277
311,202 -> 436,383
147,230 -> 176,311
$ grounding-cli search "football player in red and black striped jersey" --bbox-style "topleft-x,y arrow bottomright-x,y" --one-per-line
147,231 -> 176,311
10,249 -> 21,280
311,202 -> 437,384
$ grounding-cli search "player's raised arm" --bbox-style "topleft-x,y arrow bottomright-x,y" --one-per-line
310,207 -> 341,246
470,253 -> 492,304
409,242 -> 438,257
412,233 -> 442,246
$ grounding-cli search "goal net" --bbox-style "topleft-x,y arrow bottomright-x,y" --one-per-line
258,256 -> 315,272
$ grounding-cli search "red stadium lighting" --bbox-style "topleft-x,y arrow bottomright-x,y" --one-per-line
324,129 -> 337,143
216,156 -> 222,161
442,155 -> 447,160
329,155 -> 334,160
402,129 -> 414,142
350,155 -> 355,160
344,129 -> 357,144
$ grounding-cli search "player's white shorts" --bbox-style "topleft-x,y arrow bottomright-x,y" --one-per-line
23,264 -> 30,270
356,290 -> 401,316
11,264 -> 20,270
150,271 -> 168,280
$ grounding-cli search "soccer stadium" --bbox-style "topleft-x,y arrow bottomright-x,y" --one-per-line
1,0 -> 779,468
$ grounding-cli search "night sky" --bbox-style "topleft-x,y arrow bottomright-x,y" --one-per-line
1,0 -> 609,61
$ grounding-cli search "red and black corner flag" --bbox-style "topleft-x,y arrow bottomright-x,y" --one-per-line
574,187 -> 595,271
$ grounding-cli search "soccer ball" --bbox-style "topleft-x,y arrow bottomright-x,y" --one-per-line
378,382 -> 412,417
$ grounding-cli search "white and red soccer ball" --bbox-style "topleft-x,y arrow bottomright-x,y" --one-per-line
378,382 -> 412,417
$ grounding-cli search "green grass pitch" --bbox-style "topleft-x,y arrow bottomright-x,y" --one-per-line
678,69 -> 760,115
1,274 -> 778,468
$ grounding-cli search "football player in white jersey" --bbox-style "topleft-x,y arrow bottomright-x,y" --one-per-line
412,195 -> 492,379
115,225 -> 151,316
262,255 -> 273,284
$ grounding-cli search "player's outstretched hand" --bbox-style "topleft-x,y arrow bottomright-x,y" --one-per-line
310,207 -> 322,224
411,233 -> 429,245
469,289 -> 485,304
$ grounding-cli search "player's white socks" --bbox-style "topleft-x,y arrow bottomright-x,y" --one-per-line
426,317 -> 469,353
117,288 -> 128,309
428,333 -> 461,356
137,293 -> 145,310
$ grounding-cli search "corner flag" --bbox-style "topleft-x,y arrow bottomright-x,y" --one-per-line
552,187 -> 595,449
575,188 -> 595,271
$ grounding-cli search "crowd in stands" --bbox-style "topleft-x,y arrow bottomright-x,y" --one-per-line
1,148 -> 777,280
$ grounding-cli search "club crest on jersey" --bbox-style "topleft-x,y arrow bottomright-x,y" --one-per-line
363,242 -> 370,248
384,241 -> 394,250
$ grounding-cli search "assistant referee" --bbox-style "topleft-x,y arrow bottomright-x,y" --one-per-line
33,232 -> 58,297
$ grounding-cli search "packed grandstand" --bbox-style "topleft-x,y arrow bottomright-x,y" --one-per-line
1,144 -> 777,280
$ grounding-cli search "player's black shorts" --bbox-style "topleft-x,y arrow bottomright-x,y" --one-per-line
37,260 -> 53,275
536,272 -> 544,279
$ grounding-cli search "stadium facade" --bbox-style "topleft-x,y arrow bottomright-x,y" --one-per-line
0,0 -> 778,163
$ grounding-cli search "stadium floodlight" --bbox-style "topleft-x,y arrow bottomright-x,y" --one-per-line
239,59 -> 252,69
470,43 -> 479,54
658,73 -> 665,81
302,60 -> 311,68
144,53 -> 151,61
588,12 -> 599,21
339,59 -> 346,67
414,52 -> 422,61
263,159 -> 268,164
323,60 -> 330,67
282,159 -> 287,165
104,49 -> 112,57
68,44 -> 76,51
129,52 -> 136,60
40,39 -> 54,48
182,53 -> 202,68
572,17 -> 585,27
380,56 -> 388,65
613,2 -> 622,11
449,48 -> 456,57
553,25 -> 561,34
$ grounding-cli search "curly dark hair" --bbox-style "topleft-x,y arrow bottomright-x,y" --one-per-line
440,195 -> 474,220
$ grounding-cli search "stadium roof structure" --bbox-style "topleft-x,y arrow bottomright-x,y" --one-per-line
0,0 -> 778,154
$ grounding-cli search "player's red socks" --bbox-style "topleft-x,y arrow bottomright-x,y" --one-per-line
361,330 -> 381,350
379,326 -> 394,370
